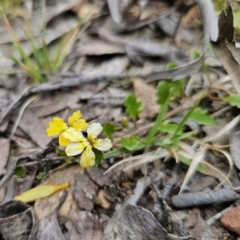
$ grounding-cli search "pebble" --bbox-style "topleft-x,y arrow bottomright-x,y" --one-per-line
221,206 -> 240,235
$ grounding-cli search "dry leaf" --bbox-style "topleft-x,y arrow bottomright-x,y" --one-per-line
14,183 -> 69,203
132,78 -> 159,119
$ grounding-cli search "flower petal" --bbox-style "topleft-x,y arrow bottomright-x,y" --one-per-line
94,138 -> 112,151
65,142 -> 85,156
72,119 -> 89,131
63,127 -> 86,142
59,132 -> 71,147
87,123 -> 103,140
80,146 -> 95,168
46,117 -> 67,136
68,111 -> 82,126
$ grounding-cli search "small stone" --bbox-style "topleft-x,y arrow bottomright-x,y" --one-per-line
220,206 -> 240,235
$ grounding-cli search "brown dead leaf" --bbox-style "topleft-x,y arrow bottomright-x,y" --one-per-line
132,78 -> 159,119
18,108 -> 50,149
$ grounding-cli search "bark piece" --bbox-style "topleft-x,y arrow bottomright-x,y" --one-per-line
132,78 -> 159,119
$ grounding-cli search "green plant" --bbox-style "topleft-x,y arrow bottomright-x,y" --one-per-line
2,3 -> 79,83
0,0 -> 26,20
103,80 -> 234,192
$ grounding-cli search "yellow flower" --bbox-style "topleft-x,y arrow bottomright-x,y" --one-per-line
46,111 -> 89,146
63,123 -> 112,168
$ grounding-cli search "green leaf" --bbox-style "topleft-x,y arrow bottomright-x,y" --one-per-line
159,122 -> 180,134
156,81 -> 171,105
171,90 -> 207,139
56,147 -> 67,156
169,79 -> 185,97
166,62 -> 177,70
223,94 -> 240,108
92,148 -> 103,166
177,154 -> 207,174
156,79 -> 185,106
15,165 -> 26,178
103,122 -> 116,138
172,131 -> 195,141
124,94 -> 142,122
187,107 -> 215,125
104,147 -> 129,158
121,135 -> 139,150
191,49 -> 201,60
36,172 -> 45,180
145,92 -> 171,144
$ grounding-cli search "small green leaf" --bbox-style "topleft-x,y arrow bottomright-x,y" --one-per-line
159,122 -> 180,134
187,107 -> 215,125
172,131 -> 195,141
166,62 -> 177,70
156,79 -> 184,106
56,147 -> 67,156
92,148 -> 103,166
145,92 -> 171,144
15,165 -> 26,178
36,172 -> 46,180
103,122 -> 116,138
171,90 -> 207,138
223,94 -> 240,108
121,135 -> 139,150
104,147 -> 129,158
156,81 -> 171,105
124,94 -> 142,122
191,49 -> 201,60
177,154 -> 207,174
170,79 -> 185,97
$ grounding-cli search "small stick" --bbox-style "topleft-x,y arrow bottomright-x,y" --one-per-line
171,189 -> 240,208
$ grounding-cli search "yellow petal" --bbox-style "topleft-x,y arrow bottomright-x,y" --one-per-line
80,146 -> 95,168
46,117 -> 67,136
68,111 -> 82,126
72,119 -> 89,131
87,123 -> 102,142
14,183 -> 69,203
59,132 -> 71,147
94,138 -> 112,151
63,127 -> 86,142
65,142 -> 87,156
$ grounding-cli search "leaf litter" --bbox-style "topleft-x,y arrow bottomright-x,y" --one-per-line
1,0 -> 240,239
